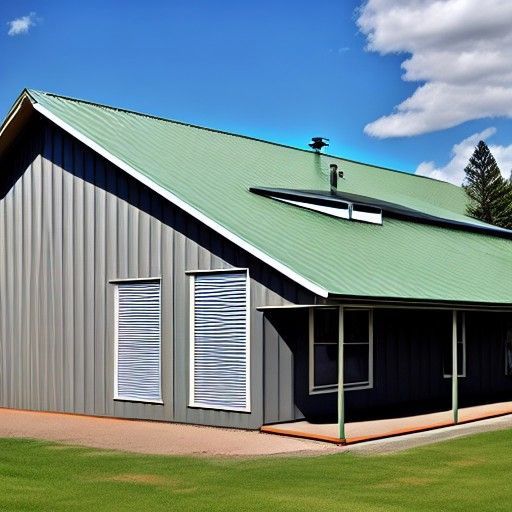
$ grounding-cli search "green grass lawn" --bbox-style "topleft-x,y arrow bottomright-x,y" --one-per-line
1,430 -> 512,511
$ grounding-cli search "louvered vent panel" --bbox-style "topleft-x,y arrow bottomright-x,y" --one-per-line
192,272 -> 249,411
116,281 -> 161,401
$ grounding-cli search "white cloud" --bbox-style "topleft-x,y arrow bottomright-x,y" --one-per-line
7,12 -> 37,36
357,0 -> 512,137
415,127 -> 512,184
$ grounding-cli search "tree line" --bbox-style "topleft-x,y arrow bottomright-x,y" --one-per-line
463,141 -> 512,229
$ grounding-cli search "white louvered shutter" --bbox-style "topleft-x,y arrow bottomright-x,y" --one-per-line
191,272 -> 249,411
116,281 -> 161,402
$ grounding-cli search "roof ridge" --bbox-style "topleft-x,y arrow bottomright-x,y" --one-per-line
26,88 -> 461,190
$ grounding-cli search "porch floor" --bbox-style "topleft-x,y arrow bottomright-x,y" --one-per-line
261,401 -> 512,444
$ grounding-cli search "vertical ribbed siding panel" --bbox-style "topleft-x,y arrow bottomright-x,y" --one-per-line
138,188 -> 150,277
62,141 -> 74,411
262,310 -> 305,424
115,172 -> 129,419
52,129 -> 64,412
5,182 -> 14,406
160,213 -> 173,417
7,162 -> 18,405
115,281 -> 161,401
117,172 -> 129,279
19,147 -> 28,407
104,164 -> 118,417
41,129 -> 52,410
73,142 -> 85,413
12,157 -> 22,408
191,272 -> 249,411
0,171 -> 6,406
263,316 -> 279,422
173,209 -> 187,420
128,182 -> 139,277
30,152 -> 42,408
94,158 -> 107,414
84,150 -> 95,414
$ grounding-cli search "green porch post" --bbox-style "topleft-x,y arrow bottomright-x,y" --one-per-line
452,310 -> 459,424
338,306 -> 345,441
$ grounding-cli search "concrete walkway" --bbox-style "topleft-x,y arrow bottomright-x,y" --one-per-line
262,401 -> 512,444
347,414 -> 512,455
0,409 -> 336,457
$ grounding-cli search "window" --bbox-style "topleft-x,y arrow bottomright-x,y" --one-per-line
269,196 -> 383,224
309,308 -> 373,393
249,187 -> 383,225
443,311 -> 466,378
114,280 -> 162,403
311,308 -> 339,390
189,271 -> 250,412
344,309 -> 372,388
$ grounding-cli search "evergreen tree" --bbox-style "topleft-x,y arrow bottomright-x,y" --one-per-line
463,141 -> 512,228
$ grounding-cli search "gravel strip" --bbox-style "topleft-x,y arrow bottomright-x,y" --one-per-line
0,409 -> 339,457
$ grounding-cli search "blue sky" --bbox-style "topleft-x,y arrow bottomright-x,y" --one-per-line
1,1 -> 511,183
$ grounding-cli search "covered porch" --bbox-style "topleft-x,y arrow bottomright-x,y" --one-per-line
261,400 -> 512,444
260,303 -> 512,444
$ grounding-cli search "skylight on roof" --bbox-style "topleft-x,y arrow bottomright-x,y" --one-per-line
250,188 -> 383,225
272,196 -> 351,220
250,186 -> 512,237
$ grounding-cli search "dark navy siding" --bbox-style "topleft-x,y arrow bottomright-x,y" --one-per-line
263,308 -> 512,423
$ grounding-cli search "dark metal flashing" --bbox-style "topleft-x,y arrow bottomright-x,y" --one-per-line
250,186 -> 512,238
325,293 -> 512,311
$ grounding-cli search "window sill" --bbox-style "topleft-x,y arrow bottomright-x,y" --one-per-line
114,397 -> 164,405
188,402 -> 251,413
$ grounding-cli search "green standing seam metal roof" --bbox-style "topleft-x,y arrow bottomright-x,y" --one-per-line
10,89 -> 512,304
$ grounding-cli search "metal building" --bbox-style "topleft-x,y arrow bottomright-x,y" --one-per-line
1,89 -> 511,440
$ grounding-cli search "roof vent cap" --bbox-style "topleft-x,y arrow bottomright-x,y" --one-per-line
309,137 -> 329,152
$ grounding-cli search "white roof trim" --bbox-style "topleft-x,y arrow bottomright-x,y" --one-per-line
31,101 -> 329,298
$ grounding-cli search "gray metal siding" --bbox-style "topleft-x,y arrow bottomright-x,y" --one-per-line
0,116 -> 315,429
263,310 -> 306,424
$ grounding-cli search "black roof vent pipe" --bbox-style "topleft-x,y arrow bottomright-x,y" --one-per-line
330,164 -> 339,194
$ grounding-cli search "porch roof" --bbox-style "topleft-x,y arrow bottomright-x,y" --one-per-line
3,89 -> 512,304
